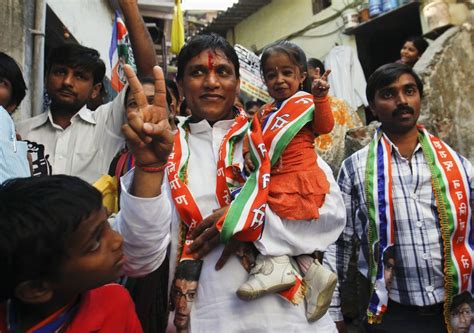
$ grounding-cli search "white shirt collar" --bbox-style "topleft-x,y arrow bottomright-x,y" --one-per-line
37,105 -> 97,130
188,118 -> 235,134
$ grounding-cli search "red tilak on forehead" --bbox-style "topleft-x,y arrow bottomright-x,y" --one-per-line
207,52 -> 215,70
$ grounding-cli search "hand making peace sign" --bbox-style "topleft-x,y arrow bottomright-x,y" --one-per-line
122,65 -> 174,168
311,68 -> 331,98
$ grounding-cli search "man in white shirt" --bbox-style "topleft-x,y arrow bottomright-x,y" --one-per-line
16,0 -> 156,183
114,34 -> 346,332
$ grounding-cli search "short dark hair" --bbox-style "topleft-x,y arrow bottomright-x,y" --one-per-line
123,76 -> 175,113
0,52 -> 27,109
47,43 -> 106,85
366,63 -> 424,103
0,175 -> 102,301
307,57 -> 325,74
404,36 -> 429,55
245,101 -> 260,110
174,260 -> 203,282
260,40 -> 311,93
176,34 -> 240,81
166,79 -> 180,103
450,291 -> 473,313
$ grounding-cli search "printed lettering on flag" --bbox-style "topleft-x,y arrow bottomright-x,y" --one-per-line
109,10 -> 136,92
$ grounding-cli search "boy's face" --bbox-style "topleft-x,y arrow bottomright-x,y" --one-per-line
52,208 -> 124,297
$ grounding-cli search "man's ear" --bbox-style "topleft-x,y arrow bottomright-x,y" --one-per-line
369,102 -> 377,117
14,280 -> 53,304
235,78 -> 241,96
90,82 -> 102,100
177,80 -> 184,100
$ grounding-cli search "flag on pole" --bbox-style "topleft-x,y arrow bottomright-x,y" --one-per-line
171,0 -> 185,55
109,10 -> 136,92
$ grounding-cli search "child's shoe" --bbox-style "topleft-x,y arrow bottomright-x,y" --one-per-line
304,259 -> 337,322
236,254 -> 297,300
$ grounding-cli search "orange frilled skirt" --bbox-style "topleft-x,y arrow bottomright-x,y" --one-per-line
267,126 -> 330,221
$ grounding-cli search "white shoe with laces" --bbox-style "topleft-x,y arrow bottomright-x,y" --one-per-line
236,254 -> 297,300
304,259 -> 337,322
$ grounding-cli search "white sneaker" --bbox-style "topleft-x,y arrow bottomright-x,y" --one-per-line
304,259 -> 337,322
236,254 -> 297,300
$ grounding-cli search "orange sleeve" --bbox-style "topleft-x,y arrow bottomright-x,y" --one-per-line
243,112 -> 264,155
243,133 -> 250,155
312,95 -> 334,135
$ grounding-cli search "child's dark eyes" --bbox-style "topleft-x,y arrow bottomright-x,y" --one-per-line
126,100 -> 138,109
0,78 -> 10,87
89,222 -> 106,252
264,72 -> 277,80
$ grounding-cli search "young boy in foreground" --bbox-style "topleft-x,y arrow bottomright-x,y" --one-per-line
0,175 -> 142,332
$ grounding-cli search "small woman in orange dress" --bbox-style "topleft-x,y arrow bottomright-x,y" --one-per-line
237,41 -> 338,323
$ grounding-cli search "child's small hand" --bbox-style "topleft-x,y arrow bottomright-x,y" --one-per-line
311,68 -> 331,98
244,152 -> 255,174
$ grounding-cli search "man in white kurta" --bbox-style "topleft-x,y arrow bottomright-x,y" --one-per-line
114,35 -> 346,332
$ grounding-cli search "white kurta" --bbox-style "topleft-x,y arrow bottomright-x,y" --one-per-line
324,46 -> 368,110
115,118 -> 346,332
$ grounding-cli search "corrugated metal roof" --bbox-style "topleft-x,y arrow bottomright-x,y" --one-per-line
195,0 -> 271,36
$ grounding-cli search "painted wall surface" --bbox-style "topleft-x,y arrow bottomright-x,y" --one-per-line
48,0 -> 115,77
229,0 -> 356,60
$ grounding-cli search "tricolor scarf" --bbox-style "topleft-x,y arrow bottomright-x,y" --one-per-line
218,91 -> 315,242
365,126 -> 473,331
166,111 -> 249,261
218,91 -> 316,304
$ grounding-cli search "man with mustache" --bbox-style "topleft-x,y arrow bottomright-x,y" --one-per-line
326,63 -> 473,333
16,0 -> 156,183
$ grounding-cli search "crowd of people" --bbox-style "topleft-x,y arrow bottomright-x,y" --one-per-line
0,1 -> 472,332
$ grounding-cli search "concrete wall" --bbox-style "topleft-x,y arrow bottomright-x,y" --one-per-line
415,24 -> 474,164
48,0 -> 115,77
228,0 -> 356,59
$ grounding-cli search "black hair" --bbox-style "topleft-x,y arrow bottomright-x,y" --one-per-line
124,76 -> 174,112
174,260 -> 203,282
165,79 -> 180,103
366,63 -> 424,103
307,57 -> 325,74
404,36 -> 429,55
176,33 -> 240,81
260,40 -> 311,93
47,43 -> 106,84
0,52 -> 27,109
245,101 -> 260,111
0,175 -> 102,301
450,291 -> 473,312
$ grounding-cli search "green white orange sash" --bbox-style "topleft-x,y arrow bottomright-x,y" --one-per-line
166,111 -> 248,260
218,91 -> 315,243
365,126 -> 473,331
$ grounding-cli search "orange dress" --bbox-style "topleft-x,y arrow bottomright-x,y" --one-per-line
246,95 -> 334,220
